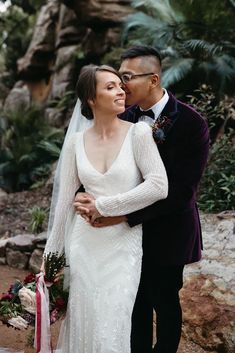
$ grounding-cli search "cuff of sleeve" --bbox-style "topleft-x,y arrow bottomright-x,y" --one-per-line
95,198 -> 109,217
126,213 -> 140,227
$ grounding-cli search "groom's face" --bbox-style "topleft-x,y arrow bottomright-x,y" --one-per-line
119,57 -> 154,108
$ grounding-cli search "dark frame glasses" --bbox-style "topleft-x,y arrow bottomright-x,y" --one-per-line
121,72 -> 155,84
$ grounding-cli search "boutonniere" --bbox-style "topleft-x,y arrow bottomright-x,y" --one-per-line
152,115 -> 173,144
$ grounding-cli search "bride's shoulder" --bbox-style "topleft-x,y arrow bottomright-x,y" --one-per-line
132,121 -> 151,136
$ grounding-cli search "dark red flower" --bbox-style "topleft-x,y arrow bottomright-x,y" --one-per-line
54,298 -> 66,309
23,273 -> 36,284
1,292 -> 14,301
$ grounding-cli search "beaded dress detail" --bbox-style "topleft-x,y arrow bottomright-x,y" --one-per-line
44,122 -> 168,353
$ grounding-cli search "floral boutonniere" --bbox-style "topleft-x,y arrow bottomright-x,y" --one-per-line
152,115 -> 173,144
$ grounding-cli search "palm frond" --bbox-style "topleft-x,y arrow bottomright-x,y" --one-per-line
183,39 -> 224,57
122,12 -> 175,46
162,58 -> 195,87
131,0 -> 184,23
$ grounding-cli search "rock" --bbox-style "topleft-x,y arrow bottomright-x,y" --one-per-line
29,249 -> 44,273
181,214 -> 235,352
32,231 -> 47,247
0,257 -> 6,265
0,238 -> 9,257
6,249 -> 29,269
217,210 -> 235,219
17,0 -> 60,79
6,234 -> 35,252
3,82 -> 31,113
56,3 -> 86,48
0,189 -> 8,214
50,44 -> 80,99
65,0 -> 133,26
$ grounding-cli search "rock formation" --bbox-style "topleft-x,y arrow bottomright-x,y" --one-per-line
3,0 -> 133,126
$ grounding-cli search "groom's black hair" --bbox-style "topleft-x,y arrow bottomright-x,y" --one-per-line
121,45 -> 162,66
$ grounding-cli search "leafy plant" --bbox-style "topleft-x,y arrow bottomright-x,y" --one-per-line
122,0 -> 235,96
187,84 -> 234,143
0,104 -> 64,192
29,206 -> 48,234
0,4 -> 36,86
187,85 -> 235,211
197,131 -> 235,212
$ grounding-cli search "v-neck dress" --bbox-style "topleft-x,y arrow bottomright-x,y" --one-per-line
44,122 -> 168,353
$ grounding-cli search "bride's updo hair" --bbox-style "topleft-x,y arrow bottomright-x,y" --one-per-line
76,64 -> 121,120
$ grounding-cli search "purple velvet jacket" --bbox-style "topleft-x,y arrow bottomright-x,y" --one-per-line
120,91 -> 210,265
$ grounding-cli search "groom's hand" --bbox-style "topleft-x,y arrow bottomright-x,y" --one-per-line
91,215 -> 127,228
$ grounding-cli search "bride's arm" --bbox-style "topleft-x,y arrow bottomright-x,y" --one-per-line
44,133 -> 81,255
94,122 -> 168,217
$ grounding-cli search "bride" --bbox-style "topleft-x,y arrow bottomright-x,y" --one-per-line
43,64 -> 168,353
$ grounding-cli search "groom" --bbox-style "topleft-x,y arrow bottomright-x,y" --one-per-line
74,45 -> 210,353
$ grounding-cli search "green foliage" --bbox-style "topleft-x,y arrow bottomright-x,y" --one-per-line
102,47 -> 126,70
29,206 -> 48,234
49,90 -> 76,112
0,104 -> 64,192
187,85 -> 233,142
0,2 -> 38,86
198,131 -> 235,212
2,0 -> 46,14
187,86 -> 235,212
123,0 -> 235,96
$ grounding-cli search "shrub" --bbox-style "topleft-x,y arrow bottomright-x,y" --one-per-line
198,131 -> 235,212
29,206 -> 48,233
0,104 -> 63,192
187,86 -> 235,212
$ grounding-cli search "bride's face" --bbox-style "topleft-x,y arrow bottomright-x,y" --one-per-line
90,71 -> 126,116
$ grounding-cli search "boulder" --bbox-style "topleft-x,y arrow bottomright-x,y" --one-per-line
6,249 -> 29,269
29,249 -> 44,273
3,82 -> 31,113
181,214 -> 235,352
64,0 -> 133,26
6,234 -> 35,252
17,0 -> 60,79
0,189 -> 8,210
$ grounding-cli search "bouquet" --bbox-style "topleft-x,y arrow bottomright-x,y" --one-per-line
0,252 -> 69,347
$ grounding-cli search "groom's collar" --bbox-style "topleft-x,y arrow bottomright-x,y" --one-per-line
138,88 -> 169,120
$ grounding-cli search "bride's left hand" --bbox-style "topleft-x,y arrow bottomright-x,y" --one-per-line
76,198 -> 101,224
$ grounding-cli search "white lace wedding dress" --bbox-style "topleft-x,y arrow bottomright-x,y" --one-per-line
44,122 -> 168,353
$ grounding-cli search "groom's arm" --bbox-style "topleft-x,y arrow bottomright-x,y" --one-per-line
75,184 -> 85,195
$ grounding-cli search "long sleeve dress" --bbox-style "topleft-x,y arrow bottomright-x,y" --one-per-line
44,121 -> 168,353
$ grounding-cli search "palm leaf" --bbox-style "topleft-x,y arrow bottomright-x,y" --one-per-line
131,0 -> 184,23
162,58 -> 195,87
183,39 -> 224,57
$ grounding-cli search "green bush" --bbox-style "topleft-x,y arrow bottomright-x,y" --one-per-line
29,206 -> 48,234
0,105 -> 64,192
187,86 -> 235,212
197,132 -> 235,212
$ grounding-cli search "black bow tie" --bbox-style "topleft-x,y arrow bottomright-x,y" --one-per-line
135,106 -> 155,120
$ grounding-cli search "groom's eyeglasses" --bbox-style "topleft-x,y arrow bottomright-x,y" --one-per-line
121,72 -> 155,84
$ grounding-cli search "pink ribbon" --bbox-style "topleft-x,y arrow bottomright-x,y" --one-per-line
34,272 -> 52,353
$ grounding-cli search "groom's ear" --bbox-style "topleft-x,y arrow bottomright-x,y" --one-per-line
151,74 -> 160,87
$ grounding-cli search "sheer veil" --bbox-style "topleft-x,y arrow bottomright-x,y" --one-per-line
47,98 -> 92,239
